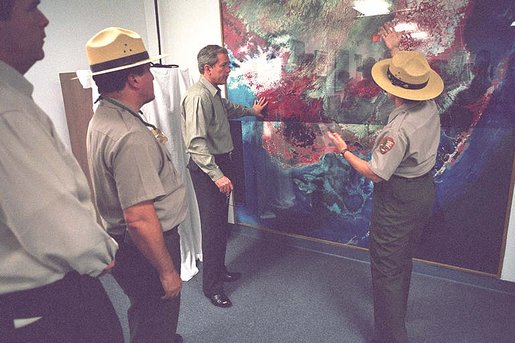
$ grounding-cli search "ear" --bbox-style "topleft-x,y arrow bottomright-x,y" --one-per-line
126,73 -> 141,89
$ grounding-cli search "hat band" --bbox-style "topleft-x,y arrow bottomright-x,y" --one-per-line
387,68 -> 428,90
90,51 -> 149,73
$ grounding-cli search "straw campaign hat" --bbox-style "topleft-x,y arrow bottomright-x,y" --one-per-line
371,51 -> 444,101
85,27 -> 165,76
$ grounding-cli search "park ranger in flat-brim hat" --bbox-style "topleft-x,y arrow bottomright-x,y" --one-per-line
85,27 -> 165,76
371,50 -> 444,101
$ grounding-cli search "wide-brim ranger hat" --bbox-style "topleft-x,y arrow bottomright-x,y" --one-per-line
371,51 -> 444,101
86,27 -> 166,76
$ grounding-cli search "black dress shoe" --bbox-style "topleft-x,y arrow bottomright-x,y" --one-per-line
208,293 -> 232,308
222,271 -> 241,282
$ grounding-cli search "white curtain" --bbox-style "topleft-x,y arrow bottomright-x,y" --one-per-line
141,67 -> 202,281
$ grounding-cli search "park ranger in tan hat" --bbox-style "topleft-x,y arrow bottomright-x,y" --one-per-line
327,23 -> 444,343
85,27 -> 186,343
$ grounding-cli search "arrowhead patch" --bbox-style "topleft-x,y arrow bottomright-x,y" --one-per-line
379,137 -> 395,154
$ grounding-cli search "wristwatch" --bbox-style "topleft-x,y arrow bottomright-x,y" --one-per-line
339,149 -> 350,159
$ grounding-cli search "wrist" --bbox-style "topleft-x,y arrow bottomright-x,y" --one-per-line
390,46 -> 400,56
160,269 -> 179,278
339,148 -> 350,159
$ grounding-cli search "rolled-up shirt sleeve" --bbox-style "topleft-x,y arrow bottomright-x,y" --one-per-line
0,110 -> 117,277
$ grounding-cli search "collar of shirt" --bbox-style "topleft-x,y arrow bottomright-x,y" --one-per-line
100,96 -> 140,118
199,76 -> 221,97
0,60 -> 34,98
388,101 -> 425,123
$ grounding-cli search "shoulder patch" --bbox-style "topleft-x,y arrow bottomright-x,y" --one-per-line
378,136 -> 395,154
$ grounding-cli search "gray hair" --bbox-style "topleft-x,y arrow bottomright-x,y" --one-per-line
197,45 -> 228,74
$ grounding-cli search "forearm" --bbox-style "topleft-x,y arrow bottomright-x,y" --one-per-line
342,151 -> 383,183
124,202 -> 177,276
188,146 -> 224,181
129,225 -> 177,275
223,98 -> 256,118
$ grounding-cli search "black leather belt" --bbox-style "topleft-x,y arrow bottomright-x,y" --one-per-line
392,172 -> 431,180
214,151 -> 233,163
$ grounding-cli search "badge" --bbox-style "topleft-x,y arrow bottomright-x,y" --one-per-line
151,128 -> 168,144
378,136 -> 395,154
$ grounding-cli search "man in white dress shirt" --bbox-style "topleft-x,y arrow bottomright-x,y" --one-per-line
0,1 -> 122,342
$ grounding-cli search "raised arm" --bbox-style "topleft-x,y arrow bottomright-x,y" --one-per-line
222,96 -> 268,119
378,22 -> 404,56
326,131 -> 384,183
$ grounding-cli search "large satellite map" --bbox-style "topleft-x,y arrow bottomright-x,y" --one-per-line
221,0 -> 514,274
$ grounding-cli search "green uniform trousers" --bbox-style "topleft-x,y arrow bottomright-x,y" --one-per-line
370,173 -> 435,343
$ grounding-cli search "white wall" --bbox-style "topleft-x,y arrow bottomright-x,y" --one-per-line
157,0 -> 223,82
30,0 -> 515,282
30,0 -> 157,147
501,191 -> 515,281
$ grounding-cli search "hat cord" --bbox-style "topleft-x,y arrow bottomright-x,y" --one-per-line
97,96 -> 169,144
97,95 -> 158,130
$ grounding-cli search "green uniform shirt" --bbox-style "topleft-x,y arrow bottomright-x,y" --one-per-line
368,100 -> 440,180
87,99 -> 187,236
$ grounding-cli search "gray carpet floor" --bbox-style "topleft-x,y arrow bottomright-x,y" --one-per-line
101,228 -> 515,343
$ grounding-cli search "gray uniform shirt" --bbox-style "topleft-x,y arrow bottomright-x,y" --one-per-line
0,61 -> 117,294
87,99 -> 187,236
181,76 -> 255,181
368,100 -> 440,180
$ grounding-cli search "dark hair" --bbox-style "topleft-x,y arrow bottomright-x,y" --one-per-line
197,45 -> 228,74
0,0 -> 15,21
405,99 -> 420,105
92,64 -> 146,94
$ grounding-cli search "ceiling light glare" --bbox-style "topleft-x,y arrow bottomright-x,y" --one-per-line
353,0 -> 390,17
